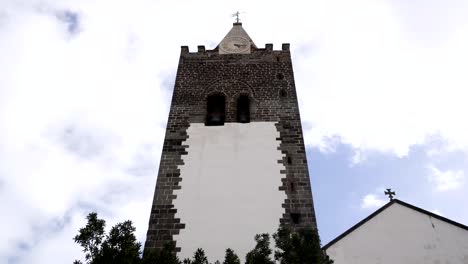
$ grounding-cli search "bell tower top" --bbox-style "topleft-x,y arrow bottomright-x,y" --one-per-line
218,21 -> 257,54
146,16 -> 318,262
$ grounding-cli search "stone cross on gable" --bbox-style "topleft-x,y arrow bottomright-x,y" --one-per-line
384,188 -> 396,201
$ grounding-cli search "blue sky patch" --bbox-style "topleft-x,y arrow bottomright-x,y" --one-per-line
310,139 -> 467,245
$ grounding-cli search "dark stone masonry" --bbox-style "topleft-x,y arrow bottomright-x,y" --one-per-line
145,34 -> 317,252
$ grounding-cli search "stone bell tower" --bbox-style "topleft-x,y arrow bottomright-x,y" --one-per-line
145,21 -> 317,262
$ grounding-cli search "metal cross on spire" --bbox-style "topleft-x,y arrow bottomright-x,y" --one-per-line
384,188 -> 396,201
232,11 -> 242,23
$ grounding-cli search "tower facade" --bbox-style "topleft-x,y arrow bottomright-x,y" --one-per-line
145,23 -> 317,262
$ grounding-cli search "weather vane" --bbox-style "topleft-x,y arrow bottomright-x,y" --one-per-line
232,11 -> 243,23
384,188 -> 396,201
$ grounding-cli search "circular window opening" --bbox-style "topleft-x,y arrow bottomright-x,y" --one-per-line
277,73 -> 284,80
280,89 -> 287,98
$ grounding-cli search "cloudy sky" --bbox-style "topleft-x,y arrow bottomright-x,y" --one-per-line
1,0 -> 468,263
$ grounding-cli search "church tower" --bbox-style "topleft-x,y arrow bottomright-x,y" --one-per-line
145,21 -> 317,262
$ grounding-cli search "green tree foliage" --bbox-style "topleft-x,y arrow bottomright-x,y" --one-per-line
192,248 -> 209,264
245,234 -> 274,264
74,212 -> 179,264
273,226 -> 333,264
74,213 -> 106,264
223,248 -> 240,264
142,243 -> 180,264
98,220 -> 141,263
182,248 -> 209,264
74,213 -> 334,264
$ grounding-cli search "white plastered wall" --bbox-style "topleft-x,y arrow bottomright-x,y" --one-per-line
326,203 -> 468,264
173,122 -> 287,262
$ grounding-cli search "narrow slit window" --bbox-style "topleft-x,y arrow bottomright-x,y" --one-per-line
237,95 -> 250,123
206,94 -> 225,126
280,89 -> 287,98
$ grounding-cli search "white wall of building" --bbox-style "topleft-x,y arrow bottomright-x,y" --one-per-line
326,203 -> 468,264
173,122 -> 286,262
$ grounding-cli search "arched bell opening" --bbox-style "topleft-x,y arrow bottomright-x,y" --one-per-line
206,94 -> 226,126
236,95 -> 250,123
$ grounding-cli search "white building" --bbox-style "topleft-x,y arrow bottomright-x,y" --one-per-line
323,199 -> 468,264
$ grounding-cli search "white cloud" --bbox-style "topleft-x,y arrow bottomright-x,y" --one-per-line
297,0 -> 468,157
361,194 -> 387,209
1,0 -> 468,262
428,166 -> 465,192
350,150 -> 367,166
0,1 -> 168,262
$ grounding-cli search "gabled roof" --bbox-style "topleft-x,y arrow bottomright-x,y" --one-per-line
322,199 -> 468,250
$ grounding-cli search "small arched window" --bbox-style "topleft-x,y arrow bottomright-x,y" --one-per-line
206,94 -> 225,126
237,95 -> 250,123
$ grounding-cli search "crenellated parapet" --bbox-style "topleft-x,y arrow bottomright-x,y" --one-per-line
180,43 -> 291,55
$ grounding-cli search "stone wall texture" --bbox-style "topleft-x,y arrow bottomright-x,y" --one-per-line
144,43 -> 318,254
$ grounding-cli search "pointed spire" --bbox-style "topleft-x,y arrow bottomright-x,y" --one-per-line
218,22 -> 256,54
